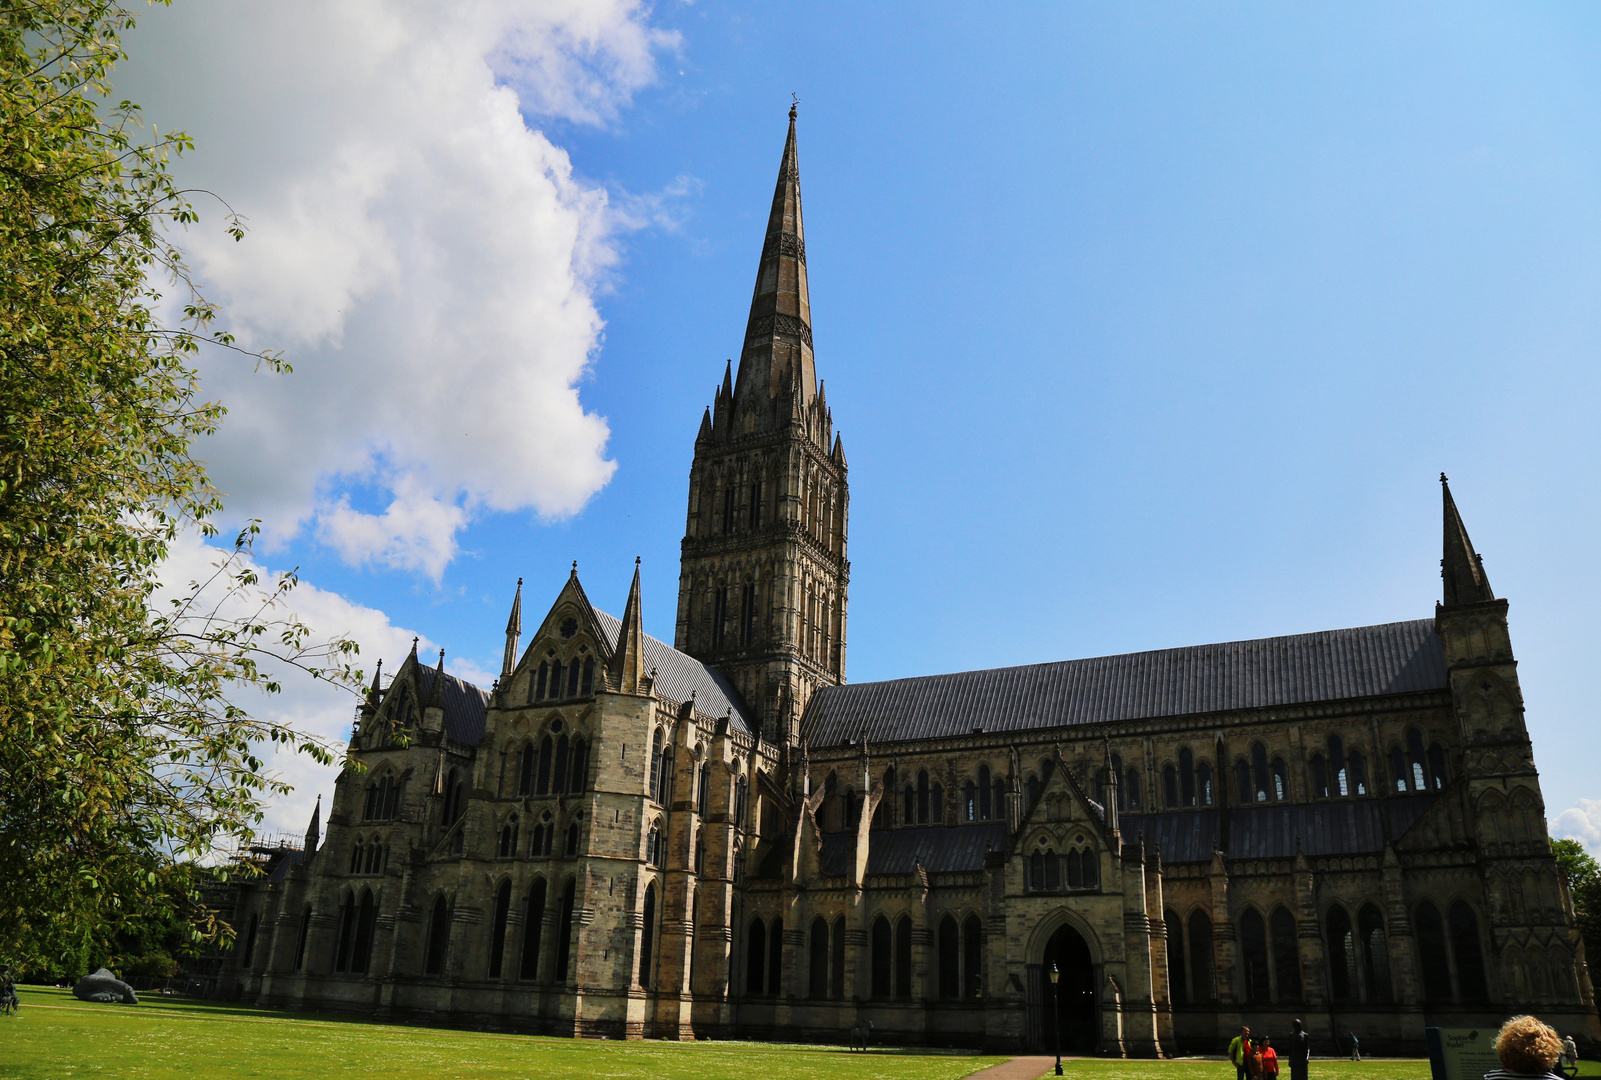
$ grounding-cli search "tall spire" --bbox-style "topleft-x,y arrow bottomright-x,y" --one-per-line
734,103 -> 815,413
304,794 -> 321,855
501,578 -> 523,679
610,558 -> 647,694
1441,474 -> 1494,606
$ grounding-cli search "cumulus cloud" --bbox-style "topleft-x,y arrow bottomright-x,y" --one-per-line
156,531 -> 495,843
1553,798 -> 1601,857
115,1 -> 680,578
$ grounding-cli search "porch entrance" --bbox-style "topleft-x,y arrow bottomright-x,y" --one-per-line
1026,923 -> 1097,1054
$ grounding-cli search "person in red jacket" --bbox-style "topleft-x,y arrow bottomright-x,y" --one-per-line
1257,1035 -> 1280,1080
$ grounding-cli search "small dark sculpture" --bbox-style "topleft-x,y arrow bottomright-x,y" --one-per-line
72,968 -> 138,1004
849,1018 -> 874,1051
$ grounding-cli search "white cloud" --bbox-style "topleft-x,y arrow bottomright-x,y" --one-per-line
115,1 -> 681,578
1553,798 -> 1601,857
155,531 -> 494,843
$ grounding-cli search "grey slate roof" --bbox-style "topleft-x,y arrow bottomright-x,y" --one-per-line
819,823 -> 1009,876
802,619 -> 1446,745
1122,795 -> 1437,864
592,609 -> 753,733
413,667 -> 491,746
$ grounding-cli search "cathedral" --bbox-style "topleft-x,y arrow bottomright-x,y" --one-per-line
220,108 -> 1599,1056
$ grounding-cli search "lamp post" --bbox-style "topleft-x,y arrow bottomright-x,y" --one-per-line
1048,962 -> 1062,1076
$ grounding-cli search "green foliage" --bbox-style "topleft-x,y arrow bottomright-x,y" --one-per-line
1552,838 -> 1601,990
0,0 -> 363,974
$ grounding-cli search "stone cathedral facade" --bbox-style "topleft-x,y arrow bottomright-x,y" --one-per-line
221,109 -> 1599,1056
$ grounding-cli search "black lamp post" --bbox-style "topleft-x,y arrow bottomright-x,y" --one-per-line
1048,962 -> 1063,1075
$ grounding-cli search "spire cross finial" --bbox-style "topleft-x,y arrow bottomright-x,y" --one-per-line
1441,472 -> 1449,484
790,92 -> 799,119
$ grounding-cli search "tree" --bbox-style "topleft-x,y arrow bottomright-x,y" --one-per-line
1552,837 -> 1601,997
0,0 -> 362,974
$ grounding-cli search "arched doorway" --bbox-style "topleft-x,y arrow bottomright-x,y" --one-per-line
1040,923 -> 1097,1054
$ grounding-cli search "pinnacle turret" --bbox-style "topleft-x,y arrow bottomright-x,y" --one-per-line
304,794 -> 321,855
1441,474 -> 1494,607
610,558 -> 647,694
501,578 -> 523,679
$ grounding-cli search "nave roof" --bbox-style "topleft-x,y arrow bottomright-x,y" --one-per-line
591,608 -> 753,732
802,618 -> 1447,745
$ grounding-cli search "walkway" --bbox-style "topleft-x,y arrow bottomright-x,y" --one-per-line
963,1056 -> 1056,1080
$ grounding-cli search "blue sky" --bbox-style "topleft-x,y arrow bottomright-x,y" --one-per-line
122,3 -> 1601,844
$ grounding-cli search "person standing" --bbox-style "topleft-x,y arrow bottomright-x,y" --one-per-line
1350,1032 -> 1361,1061
1562,1035 -> 1578,1072
1258,1036 -> 1280,1080
1288,1019 -> 1311,1080
1230,1026 -> 1254,1080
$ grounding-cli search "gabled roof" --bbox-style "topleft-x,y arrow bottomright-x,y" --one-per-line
413,666 -> 490,746
802,619 -> 1446,745
591,609 -> 753,733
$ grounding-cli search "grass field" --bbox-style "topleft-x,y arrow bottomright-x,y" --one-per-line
1,986 -> 1594,1080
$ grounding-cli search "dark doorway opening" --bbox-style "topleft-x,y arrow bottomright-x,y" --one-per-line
1040,923 -> 1097,1054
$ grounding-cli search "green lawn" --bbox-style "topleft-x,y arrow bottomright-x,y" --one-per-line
0,986 -> 1590,1080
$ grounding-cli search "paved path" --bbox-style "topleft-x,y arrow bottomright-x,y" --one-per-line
963,1056 -> 1056,1080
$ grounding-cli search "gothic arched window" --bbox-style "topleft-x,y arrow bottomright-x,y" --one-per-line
1450,900 -> 1489,1001
1126,768 -> 1141,811
1407,728 -> 1429,791
978,764 -> 992,820
894,916 -> 913,1001
535,736 -> 553,795
963,914 -> 984,998
521,879 -> 545,980
1329,735 -> 1348,796
746,917 -> 766,995
569,738 -> 588,793
1327,904 -> 1356,1002
488,880 -> 512,978
870,915 -> 891,999
554,879 -> 576,982
1251,743 -> 1271,802
831,916 -> 846,999
646,825 -> 662,867
639,884 -> 657,990
1271,757 -> 1289,801
1347,751 -> 1367,796
1166,909 -> 1188,1005
535,661 -> 548,700
517,743 -> 535,796
1235,759 -> 1252,804
1163,765 -> 1178,809
1240,908 -> 1271,1003
767,916 -> 784,996
1180,748 -> 1196,807
580,656 -> 594,695
1359,903 -> 1392,1002
810,916 -> 830,999
1390,746 -> 1409,792
1270,905 -> 1302,1002
1188,910 -> 1215,1002
1197,762 -> 1214,806
553,734 -> 570,796
938,915 -> 960,999
1415,900 -> 1452,1002
1429,745 -> 1449,790
424,895 -> 450,976
963,780 -> 977,821
1312,754 -> 1329,799
548,660 -> 564,700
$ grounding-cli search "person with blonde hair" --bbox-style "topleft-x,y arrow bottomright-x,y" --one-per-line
1484,1015 -> 1566,1079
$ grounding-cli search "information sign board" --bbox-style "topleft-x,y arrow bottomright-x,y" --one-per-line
1427,1026 -> 1502,1080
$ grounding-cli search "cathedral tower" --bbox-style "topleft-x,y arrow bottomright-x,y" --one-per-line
676,105 -> 849,742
